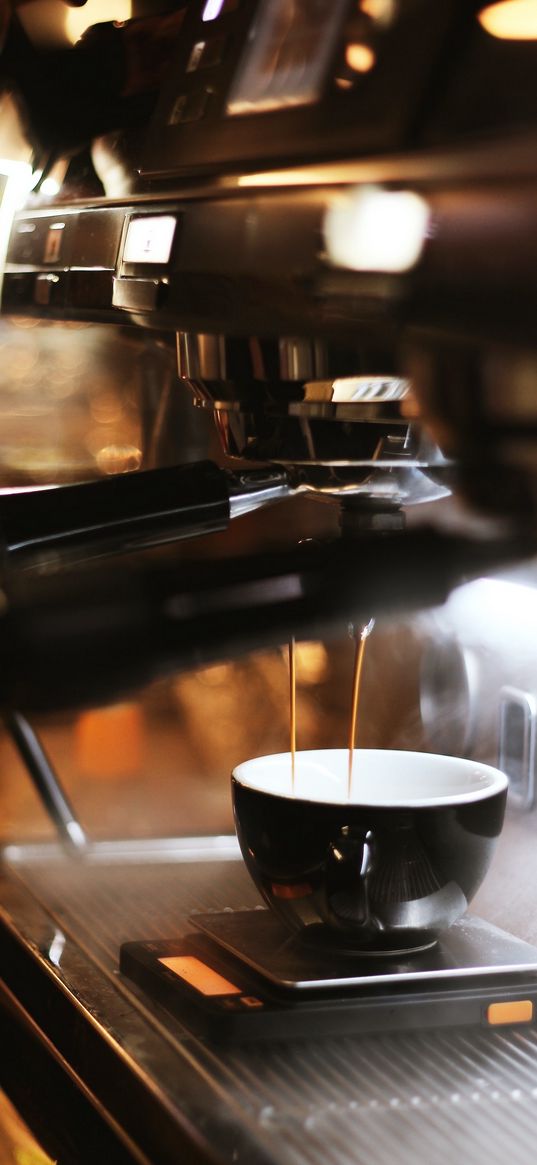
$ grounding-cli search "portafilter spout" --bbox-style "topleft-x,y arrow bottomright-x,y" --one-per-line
179,340 -> 452,511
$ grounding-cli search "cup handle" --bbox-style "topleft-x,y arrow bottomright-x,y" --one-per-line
325,830 -> 374,927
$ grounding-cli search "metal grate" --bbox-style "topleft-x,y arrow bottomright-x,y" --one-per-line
7,843 -> 537,1165
219,1027 -> 537,1165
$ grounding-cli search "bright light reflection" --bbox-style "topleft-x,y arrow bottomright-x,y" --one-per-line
40,177 -> 61,198
345,43 -> 377,72
95,444 -> 142,474
332,376 -> 409,402
202,0 -> 225,20
0,157 -> 33,194
295,642 -> 329,686
65,0 -> 132,43
0,159 -> 34,303
324,185 -> 430,274
48,930 -> 66,967
239,167 -> 347,187
359,0 -> 397,24
449,578 -> 537,642
478,0 -> 537,38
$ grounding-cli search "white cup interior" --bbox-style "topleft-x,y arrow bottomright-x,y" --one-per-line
232,749 -> 508,807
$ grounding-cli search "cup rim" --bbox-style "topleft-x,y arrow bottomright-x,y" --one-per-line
232,748 -> 508,808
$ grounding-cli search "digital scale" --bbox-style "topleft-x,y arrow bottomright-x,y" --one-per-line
120,911 -> 537,1043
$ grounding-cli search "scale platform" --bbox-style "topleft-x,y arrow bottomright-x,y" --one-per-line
120,910 -> 537,1042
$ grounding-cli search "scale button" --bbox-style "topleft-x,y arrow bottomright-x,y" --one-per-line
240,996 -> 264,1009
486,1000 -> 534,1025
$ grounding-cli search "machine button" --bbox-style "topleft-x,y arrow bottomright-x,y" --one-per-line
43,223 -> 66,264
187,41 -> 205,71
168,88 -> 212,124
112,278 -> 164,313
187,35 -> 227,71
486,1001 -> 534,1025
34,273 -> 61,306
9,220 -> 40,264
123,216 -> 177,266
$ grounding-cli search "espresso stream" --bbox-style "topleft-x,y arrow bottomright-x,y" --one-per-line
288,621 -> 374,795
289,637 -> 297,787
347,619 -> 375,796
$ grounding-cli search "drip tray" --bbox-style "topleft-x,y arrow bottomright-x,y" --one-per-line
6,837 -> 537,1165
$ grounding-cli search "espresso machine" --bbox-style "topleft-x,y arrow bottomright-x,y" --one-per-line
5,2 -> 537,1163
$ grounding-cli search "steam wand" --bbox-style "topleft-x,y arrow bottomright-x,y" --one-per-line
4,710 -> 88,855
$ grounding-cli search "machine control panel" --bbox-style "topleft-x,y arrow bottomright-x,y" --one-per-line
3,207 -> 126,318
142,0 -> 459,175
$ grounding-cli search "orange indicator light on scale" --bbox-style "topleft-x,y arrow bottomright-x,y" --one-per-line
486,1000 -> 534,1025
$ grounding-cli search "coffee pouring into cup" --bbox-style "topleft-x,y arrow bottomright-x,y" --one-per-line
232,622 -> 508,956
232,748 -> 508,956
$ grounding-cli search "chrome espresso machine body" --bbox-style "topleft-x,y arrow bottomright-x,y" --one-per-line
4,2 -> 537,1164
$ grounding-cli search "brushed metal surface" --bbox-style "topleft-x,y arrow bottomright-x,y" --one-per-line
5,836 -> 537,1165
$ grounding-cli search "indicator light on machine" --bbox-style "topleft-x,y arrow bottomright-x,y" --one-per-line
486,1000 -> 534,1025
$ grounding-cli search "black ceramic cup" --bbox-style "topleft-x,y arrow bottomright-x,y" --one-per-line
232,749 -> 508,954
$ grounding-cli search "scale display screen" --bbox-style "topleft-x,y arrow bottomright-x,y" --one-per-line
159,954 -> 241,996
226,0 -> 348,116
